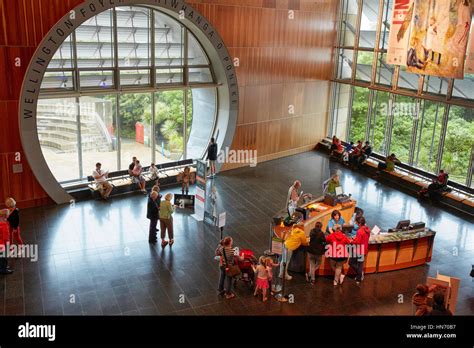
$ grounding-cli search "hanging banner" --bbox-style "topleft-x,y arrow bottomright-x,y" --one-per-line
465,23 -> 474,73
405,0 -> 471,78
387,0 -> 415,66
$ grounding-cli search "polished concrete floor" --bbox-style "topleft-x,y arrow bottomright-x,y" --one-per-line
1,151 -> 473,316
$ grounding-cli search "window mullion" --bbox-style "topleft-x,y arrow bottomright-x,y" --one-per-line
345,84 -> 355,141
370,0 -> 384,87
76,96 -> 83,180
467,146 -> 474,187
350,0 -> 363,83
436,104 -> 450,173
385,93 -> 395,155
408,99 -> 421,166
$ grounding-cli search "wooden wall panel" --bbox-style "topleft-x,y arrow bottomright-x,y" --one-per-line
0,0 -> 80,208
195,0 -> 339,171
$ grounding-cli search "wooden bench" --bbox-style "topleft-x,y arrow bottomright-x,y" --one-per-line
317,137 -> 474,216
87,159 -> 196,199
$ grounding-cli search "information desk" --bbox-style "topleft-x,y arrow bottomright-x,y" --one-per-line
273,196 -> 357,237
272,197 -> 436,275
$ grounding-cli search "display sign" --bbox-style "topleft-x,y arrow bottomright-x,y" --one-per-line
271,237 -> 284,255
192,160 -> 207,221
387,0 -> 415,66
405,0 -> 471,78
196,160 -> 207,190
204,183 -> 218,226
174,194 -> 195,209
218,212 -> 226,228
193,187 -> 205,221
465,25 -> 474,73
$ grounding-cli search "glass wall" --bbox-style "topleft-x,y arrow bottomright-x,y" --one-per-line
37,6 -> 218,184
329,0 -> 474,188
390,95 -> 416,163
80,95 -> 117,177
119,93 -> 152,168
37,98 -> 80,182
441,106 -> 474,184
349,86 -> 370,142
369,90 -> 390,154
155,90 -> 185,162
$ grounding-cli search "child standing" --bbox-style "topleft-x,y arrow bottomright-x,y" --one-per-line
5,198 -> 23,252
252,256 -> 270,302
265,257 -> 279,295
181,166 -> 191,195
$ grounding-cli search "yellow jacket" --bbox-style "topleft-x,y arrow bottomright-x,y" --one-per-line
284,228 -> 309,251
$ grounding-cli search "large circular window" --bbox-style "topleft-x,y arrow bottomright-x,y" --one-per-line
38,6 -> 217,184
20,0 -> 238,203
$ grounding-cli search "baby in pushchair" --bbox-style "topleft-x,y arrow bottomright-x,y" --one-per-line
236,248 -> 258,286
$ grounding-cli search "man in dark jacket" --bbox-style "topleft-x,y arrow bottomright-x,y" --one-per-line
147,191 -> 160,244
206,137 -> 218,178
305,221 -> 326,285
355,141 -> 372,168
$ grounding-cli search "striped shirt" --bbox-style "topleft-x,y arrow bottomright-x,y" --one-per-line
216,245 -> 236,266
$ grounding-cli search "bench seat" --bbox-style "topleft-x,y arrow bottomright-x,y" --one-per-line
317,138 -> 473,217
87,159 -> 196,198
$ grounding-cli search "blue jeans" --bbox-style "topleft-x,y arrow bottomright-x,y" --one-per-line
349,257 -> 364,281
218,266 -> 233,294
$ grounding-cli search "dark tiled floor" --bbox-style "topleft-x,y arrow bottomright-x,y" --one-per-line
1,151 -> 473,316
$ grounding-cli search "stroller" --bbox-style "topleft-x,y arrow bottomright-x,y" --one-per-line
235,248 -> 258,287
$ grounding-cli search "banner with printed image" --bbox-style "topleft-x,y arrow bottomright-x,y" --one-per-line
464,22 -> 474,73
387,0 -> 415,65
405,0 -> 472,79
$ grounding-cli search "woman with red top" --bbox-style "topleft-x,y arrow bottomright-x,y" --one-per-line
349,140 -> 363,163
330,137 -> 344,156
5,198 -> 23,247
325,224 -> 351,286
349,217 -> 371,285
0,211 -> 12,274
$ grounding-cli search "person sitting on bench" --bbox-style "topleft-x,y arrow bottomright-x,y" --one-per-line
353,141 -> 372,168
375,153 -> 401,177
131,159 -> 147,194
348,140 -> 363,163
92,162 -> 113,200
330,136 -> 344,158
149,163 -> 159,181
342,141 -> 354,164
422,169 -> 449,203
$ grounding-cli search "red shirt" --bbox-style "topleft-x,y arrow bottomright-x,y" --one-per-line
437,173 -> 447,185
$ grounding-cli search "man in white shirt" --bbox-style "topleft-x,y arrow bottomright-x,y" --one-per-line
286,180 -> 302,216
93,162 -> 112,200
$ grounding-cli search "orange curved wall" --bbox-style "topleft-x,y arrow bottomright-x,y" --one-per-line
0,0 -> 338,208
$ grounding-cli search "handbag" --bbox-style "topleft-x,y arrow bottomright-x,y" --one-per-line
222,247 -> 241,278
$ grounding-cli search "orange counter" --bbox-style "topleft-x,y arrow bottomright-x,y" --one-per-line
273,197 -> 357,237
271,197 -> 436,275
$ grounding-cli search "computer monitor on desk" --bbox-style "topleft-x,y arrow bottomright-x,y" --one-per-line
395,220 -> 410,231
335,186 -> 343,196
342,224 -> 354,235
